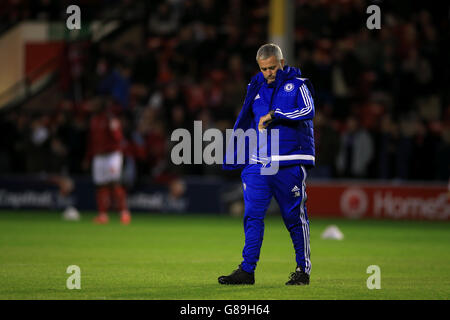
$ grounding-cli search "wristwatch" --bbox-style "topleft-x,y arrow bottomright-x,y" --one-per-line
269,110 -> 275,119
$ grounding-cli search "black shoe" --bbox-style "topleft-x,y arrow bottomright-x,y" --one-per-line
218,264 -> 255,285
285,267 -> 310,285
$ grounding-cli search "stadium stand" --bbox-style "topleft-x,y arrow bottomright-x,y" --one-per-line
0,0 -> 449,186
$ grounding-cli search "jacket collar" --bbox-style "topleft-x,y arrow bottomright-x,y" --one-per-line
260,65 -> 302,87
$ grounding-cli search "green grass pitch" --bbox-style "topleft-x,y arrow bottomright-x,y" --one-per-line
0,211 -> 449,300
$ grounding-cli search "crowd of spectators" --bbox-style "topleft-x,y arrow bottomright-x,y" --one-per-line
0,0 -> 134,33
294,0 -> 450,181
0,0 -> 449,185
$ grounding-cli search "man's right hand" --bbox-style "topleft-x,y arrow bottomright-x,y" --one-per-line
258,111 -> 275,132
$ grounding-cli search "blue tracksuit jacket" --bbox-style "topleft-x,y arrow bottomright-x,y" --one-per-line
223,65 -> 315,170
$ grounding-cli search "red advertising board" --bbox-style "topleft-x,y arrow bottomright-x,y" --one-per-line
25,42 -> 65,82
307,182 -> 450,220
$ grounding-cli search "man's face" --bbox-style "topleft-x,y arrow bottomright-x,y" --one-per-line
257,55 -> 285,84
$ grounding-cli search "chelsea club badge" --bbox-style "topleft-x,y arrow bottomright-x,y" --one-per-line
284,83 -> 294,92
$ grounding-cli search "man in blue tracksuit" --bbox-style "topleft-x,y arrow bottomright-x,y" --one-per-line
218,44 -> 315,285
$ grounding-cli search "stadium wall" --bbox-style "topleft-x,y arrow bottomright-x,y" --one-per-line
0,176 -> 448,220
307,181 -> 449,220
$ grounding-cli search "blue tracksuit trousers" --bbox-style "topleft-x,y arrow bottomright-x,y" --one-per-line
240,164 -> 311,274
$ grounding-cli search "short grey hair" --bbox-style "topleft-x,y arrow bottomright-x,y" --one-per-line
256,43 -> 284,61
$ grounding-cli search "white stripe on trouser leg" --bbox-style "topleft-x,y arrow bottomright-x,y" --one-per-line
302,165 -> 311,274
299,165 -> 311,274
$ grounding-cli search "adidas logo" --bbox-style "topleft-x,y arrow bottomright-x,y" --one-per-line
254,94 -> 260,100
291,185 -> 300,192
